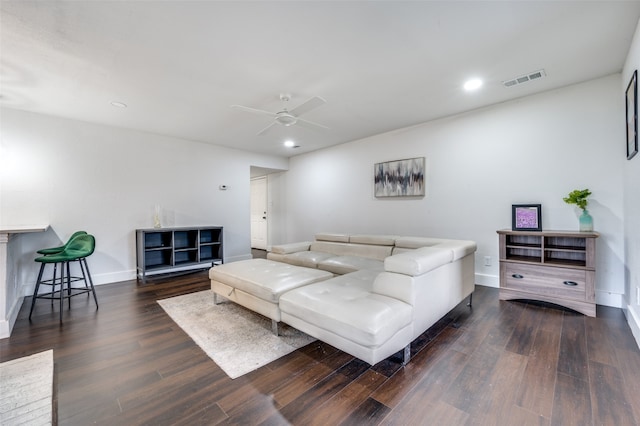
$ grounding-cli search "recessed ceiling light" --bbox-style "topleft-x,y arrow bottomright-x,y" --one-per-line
463,79 -> 483,91
284,140 -> 296,148
110,101 -> 127,108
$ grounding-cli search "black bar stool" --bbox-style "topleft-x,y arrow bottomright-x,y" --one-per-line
29,234 -> 98,322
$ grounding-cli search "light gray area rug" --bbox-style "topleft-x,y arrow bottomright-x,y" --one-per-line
0,349 -> 53,426
158,290 -> 315,379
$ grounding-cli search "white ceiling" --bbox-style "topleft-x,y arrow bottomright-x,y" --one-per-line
2,1 -> 640,158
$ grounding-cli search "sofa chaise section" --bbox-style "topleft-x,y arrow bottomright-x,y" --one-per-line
279,243 -> 475,365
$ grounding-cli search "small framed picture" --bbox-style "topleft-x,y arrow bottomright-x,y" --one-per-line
512,204 -> 542,231
626,70 -> 638,160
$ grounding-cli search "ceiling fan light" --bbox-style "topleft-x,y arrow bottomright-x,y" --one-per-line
276,113 -> 297,126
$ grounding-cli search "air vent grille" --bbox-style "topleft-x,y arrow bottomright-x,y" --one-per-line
503,69 -> 546,88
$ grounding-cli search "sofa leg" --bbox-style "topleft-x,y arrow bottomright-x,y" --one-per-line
402,344 -> 411,366
467,292 -> 473,307
272,319 -> 279,336
213,293 -> 220,305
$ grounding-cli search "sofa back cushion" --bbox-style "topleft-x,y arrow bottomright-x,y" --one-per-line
310,241 -> 393,261
270,241 -> 312,255
349,234 -> 396,246
315,233 -> 350,243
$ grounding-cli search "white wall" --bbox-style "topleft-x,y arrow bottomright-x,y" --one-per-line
622,18 -> 640,346
0,107 -> 288,291
284,75 -> 626,307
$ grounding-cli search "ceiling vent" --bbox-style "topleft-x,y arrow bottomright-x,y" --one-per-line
503,69 -> 546,88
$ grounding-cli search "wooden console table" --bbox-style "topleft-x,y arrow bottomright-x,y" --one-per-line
497,229 -> 599,317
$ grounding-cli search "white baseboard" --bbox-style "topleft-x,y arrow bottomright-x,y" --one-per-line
475,273 -> 498,288
0,294 -> 24,339
595,290 -> 624,309
0,320 -> 9,339
226,254 -> 253,262
624,305 -> 640,350
94,269 -> 137,285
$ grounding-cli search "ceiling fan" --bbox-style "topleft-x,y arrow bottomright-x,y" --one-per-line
232,93 -> 328,135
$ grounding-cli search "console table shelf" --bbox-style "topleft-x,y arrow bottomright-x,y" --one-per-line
136,226 -> 223,282
497,229 -> 598,317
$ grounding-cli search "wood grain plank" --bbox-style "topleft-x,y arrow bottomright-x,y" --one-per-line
270,351 -> 352,408
551,373 -> 592,426
307,369 -> 388,426
515,328 -> 560,419
218,351 -> 319,414
467,350 -> 528,423
338,397 -> 391,426
506,304 -> 544,355
441,341 -> 502,412
378,349 -> 468,424
268,358 -> 370,424
492,405 -> 549,426
383,400 -> 468,426
589,360 -> 637,425
370,326 -> 464,408
614,347 -> 640,424
483,299 -> 527,348
557,314 -> 588,378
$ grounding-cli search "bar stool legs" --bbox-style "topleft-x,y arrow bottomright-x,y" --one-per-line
80,258 -> 99,309
29,257 -> 98,322
30,233 -> 98,322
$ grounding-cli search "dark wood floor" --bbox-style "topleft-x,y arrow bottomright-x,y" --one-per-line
1,271 -> 640,426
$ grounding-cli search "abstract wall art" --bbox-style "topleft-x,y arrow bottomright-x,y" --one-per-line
374,157 -> 425,198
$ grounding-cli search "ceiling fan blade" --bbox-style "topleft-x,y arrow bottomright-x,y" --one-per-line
256,121 -> 277,135
231,104 -> 276,118
289,96 -> 326,117
295,117 -> 329,131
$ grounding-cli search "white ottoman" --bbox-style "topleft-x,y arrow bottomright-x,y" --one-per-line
209,259 -> 333,334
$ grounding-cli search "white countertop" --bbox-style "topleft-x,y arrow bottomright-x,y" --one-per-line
0,225 -> 49,234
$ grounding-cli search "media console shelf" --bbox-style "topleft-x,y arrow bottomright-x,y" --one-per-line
136,226 -> 223,283
497,229 -> 598,317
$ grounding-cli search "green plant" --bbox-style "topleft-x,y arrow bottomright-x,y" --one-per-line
563,189 -> 592,211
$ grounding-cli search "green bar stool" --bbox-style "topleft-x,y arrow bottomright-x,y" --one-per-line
29,234 -> 98,322
35,231 -> 88,294
37,231 -> 87,255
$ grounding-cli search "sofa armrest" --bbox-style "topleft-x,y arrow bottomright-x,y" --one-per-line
384,246 -> 453,276
270,241 -> 312,255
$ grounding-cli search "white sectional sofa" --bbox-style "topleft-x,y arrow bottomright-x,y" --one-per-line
209,233 -> 476,366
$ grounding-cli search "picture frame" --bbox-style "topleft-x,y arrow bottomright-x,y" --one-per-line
374,157 -> 425,198
626,70 -> 638,160
512,204 -> 542,231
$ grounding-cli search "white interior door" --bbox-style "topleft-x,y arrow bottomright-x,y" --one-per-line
250,176 -> 268,250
